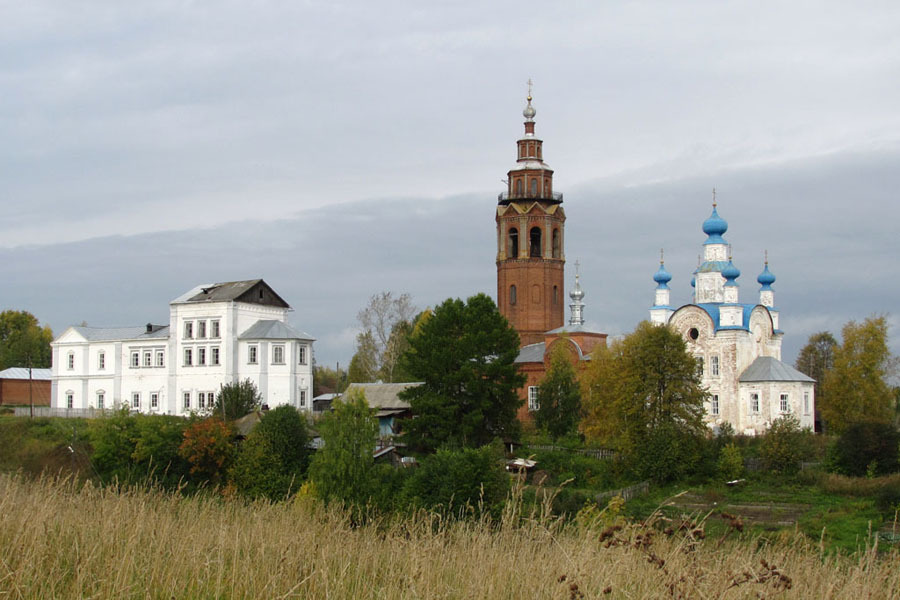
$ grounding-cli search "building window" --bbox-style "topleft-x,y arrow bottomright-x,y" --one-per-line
143,351 -> 152,367
515,179 -> 523,196
298,345 -> 307,365
711,394 -> 719,416
67,353 -> 75,370
208,391 -> 215,406
527,386 -> 539,412
510,285 -> 517,306
780,394 -> 789,413
299,389 -> 307,408
696,356 -> 704,378
553,285 -> 559,305
198,392 -> 206,409
97,392 -> 104,410
552,229 -> 560,259
212,347 -> 220,366
184,348 -> 192,367
198,320 -> 207,338
273,345 -> 285,365
751,393 -> 759,413
98,352 -> 105,370
711,355 -> 719,377
530,177 -> 538,197
529,226 -> 542,257
156,351 -> 165,367
131,352 -> 140,368
198,347 -> 206,366
132,393 -> 140,409
248,345 -> 258,364
184,321 -> 193,339
66,393 -> 73,409
211,320 -> 220,338
508,228 -> 518,257
150,392 -> 158,409
803,392 -> 810,415
183,392 -> 191,410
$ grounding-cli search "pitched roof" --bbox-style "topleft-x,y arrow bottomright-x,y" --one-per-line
0,367 -> 52,381
515,342 -> 545,363
238,320 -> 314,341
70,325 -> 170,342
343,382 -> 421,410
739,356 -> 815,383
171,279 -> 290,309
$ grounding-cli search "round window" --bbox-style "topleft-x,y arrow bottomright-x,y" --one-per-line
689,328 -> 700,340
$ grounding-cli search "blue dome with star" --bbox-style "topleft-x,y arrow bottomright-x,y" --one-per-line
702,205 -> 728,245
757,262 -> 776,290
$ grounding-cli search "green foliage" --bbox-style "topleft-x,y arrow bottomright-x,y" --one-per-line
795,331 -> 837,418
717,443 -> 744,480
308,389 -> 379,509
526,449 -> 621,489
821,316 -> 894,434
402,445 -> 509,518
228,406 -> 311,501
351,291 -> 417,383
178,418 -> 235,483
0,310 -> 53,370
213,379 -> 261,421
400,294 -> 525,453
89,409 -> 190,486
313,364 -> 347,396
581,321 -> 707,482
829,421 -> 900,477
760,415 -> 812,475
347,331 -> 379,384
534,342 -> 581,440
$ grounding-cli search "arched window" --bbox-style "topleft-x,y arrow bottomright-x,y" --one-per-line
537,146 -> 542,159
508,228 -> 519,257
552,229 -> 560,258
553,285 -> 559,305
515,179 -> 523,196
510,285 -> 517,306
530,227 -> 542,257
530,178 -> 538,197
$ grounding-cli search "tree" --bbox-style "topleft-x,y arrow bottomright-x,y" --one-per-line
178,418 -> 235,484
0,310 -> 53,370
399,294 -> 525,453
820,316 -> 895,434
213,379 -> 261,421
534,342 -> 582,440
581,321 -> 707,482
350,292 -> 417,383
829,421 -> 900,477
229,405 -> 310,500
760,415 -> 812,475
795,331 -> 837,418
313,364 -> 347,396
308,388 -> 379,508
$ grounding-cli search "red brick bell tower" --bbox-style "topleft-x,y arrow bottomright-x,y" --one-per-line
496,85 -> 566,346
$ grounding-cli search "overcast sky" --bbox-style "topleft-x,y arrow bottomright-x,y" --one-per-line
2,1 -> 899,368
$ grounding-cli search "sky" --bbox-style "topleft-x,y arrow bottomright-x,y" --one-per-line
1,1 -> 899,368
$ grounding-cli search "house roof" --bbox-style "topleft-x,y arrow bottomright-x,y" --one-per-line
739,356 -> 815,383
69,325 -> 170,342
238,320 -> 315,341
171,279 -> 290,309
343,382 -> 421,410
515,342 -> 546,363
0,367 -> 52,381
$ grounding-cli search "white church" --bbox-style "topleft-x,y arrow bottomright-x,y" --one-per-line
51,279 -> 315,416
650,201 -> 815,435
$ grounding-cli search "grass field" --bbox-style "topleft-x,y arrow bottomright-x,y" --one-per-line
1,473 -> 899,599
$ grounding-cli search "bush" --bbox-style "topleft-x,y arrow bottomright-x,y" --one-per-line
760,415 -> 812,475
178,418 -> 235,484
717,443 -> 743,480
526,449 -> 620,489
402,445 -> 509,518
633,423 -> 702,484
829,422 -> 899,477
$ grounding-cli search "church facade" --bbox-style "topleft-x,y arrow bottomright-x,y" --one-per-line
650,203 -> 815,434
495,90 -> 607,422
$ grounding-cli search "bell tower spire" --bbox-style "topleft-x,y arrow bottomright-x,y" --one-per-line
496,83 -> 566,345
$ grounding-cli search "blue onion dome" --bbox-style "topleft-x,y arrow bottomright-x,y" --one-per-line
653,262 -> 672,289
702,205 -> 728,244
722,260 -> 740,286
758,261 -> 776,290
690,276 -> 696,288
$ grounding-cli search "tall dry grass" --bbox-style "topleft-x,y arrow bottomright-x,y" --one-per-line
0,472 -> 898,599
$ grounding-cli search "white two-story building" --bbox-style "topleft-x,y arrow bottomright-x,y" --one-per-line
51,279 -> 315,415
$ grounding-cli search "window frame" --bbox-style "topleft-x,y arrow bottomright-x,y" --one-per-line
198,320 -> 207,339
248,345 -> 258,365
131,351 -> 139,368
211,347 -> 220,366
156,350 -> 165,367
780,393 -> 790,413
527,386 -> 539,412
198,347 -> 206,366
750,392 -> 760,414
66,393 -> 74,409
132,392 -> 140,410
272,345 -> 285,365
184,321 -> 193,339
211,320 -> 220,338
710,355 -> 720,377
67,353 -> 75,370
97,392 -> 104,410
711,394 -> 719,416
297,345 -> 307,365
184,348 -> 192,367
299,389 -> 307,408
98,352 -> 105,371
150,392 -> 159,410
143,351 -> 152,368
183,392 -> 191,410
